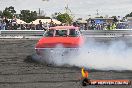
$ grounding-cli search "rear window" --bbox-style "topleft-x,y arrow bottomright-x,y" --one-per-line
44,29 -> 80,37
55,30 -> 67,37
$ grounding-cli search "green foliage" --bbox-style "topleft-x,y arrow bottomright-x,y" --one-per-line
5,6 -> 16,14
42,0 -> 49,1
51,12 -> 60,19
19,10 -> 37,23
2,6 -> 16,19
111,16 -> 116,18
125,12 -> 132,17
37,16 -> 51,19
95,16 -> 103,18
56,13 -> 73,24
0,10 -> 3,17
2,10 -> 13,18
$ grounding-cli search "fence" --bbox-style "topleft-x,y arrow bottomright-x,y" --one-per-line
0,29 -> 132,38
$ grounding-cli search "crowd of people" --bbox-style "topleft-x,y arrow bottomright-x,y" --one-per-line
86,17 -> 129,30
0,16 -> 130,30
0,17 -> 61,30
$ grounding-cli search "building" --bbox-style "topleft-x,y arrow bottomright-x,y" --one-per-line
127,17 -> 132,28
87,18 -> 114,24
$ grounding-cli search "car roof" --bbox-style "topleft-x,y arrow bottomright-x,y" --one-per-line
49,26 -> 79,30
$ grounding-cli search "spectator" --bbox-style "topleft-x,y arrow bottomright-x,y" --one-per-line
117,16 -> 122,22
113,17 -> 118,23
49,19 -> 55,27
0,21 -> 2,30
122,17 -> 127,22
1,21 -> 6,30
73,21 -> 78,27
39,20 -> 43,30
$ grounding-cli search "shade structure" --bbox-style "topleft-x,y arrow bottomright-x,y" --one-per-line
77,20 -> 87,23
7,19 -> 26,24
31,19 -> 61,25
16,19 -> 26,24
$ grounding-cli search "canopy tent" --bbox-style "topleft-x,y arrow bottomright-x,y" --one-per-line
8,19 -> 26,24
30,19 -> 61,25
16,19 -> 26,24
0,18 -> 2,21
52,19 -> 61,24
76,20 -> 87,23
95,19 -> 105,24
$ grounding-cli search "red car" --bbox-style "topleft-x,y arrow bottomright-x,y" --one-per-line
35,26 -> 84,60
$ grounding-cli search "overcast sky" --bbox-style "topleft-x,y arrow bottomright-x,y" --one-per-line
0,0 -> 132,18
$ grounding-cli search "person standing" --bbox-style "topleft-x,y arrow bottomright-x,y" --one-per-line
0,21 -> 2,30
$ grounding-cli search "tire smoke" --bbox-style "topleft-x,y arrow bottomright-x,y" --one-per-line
69,39 -> 132,70
35,38 -> 132,71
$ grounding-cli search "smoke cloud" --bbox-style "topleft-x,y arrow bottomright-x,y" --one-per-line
34,38 -> 132,71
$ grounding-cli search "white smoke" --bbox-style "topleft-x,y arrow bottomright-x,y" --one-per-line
69,39 -> 132,70
34,38 -> 132,71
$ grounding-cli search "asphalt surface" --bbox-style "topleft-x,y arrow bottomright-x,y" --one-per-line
0,38 -> 132,88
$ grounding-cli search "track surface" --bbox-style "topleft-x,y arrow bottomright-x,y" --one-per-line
0,38 -> 132,88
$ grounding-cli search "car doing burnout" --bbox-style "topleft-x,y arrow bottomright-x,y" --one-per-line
35,26 -> 84,62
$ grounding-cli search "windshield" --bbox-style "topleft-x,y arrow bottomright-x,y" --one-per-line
44,29 -> 80,37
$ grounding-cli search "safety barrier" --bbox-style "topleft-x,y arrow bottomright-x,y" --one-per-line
81,29 -> 132,36
0,30 -> 44,36
0,29 -> 132,38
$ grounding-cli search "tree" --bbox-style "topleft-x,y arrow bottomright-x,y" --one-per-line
111,16 -> 116,18
37,16 -> 50,19
51,12 -> 60,19
95,16 -> 103,18
2,10 -> 13,18
6,6 -> 16,14
56,13 -> 73,24
20,10 -> 37,23
125,12 -> 132,17
2,6 -> 16,18
42,0 -> 49,1
0,10 -> 3,17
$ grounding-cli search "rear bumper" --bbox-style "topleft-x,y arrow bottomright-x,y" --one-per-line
35,48 -> 80,55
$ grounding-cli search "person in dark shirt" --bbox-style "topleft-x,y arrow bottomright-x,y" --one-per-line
113,17 -> 118,23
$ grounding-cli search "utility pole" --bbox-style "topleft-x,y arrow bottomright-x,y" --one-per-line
39,8 -> 41,16
64,0 -> 71,14
96,9 -> 99,17
41,0 -> 49,16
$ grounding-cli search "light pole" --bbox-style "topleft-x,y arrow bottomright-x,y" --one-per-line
96,9 -> 99,17
88,15 -> 91,19
65,0 -> 70,13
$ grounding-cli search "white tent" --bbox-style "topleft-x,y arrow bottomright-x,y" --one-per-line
16,19 -> 26,24
0,18 -> 2,21
77,19 -> 87,23
52,19 -> 61,24
31,19 -> 61,24
8,19 -> 26,24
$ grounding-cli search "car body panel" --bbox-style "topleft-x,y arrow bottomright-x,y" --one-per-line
35,26 -> 84,57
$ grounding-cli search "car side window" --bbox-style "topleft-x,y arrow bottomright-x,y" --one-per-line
44,29 -> 54,37
69,29 -> 79,37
